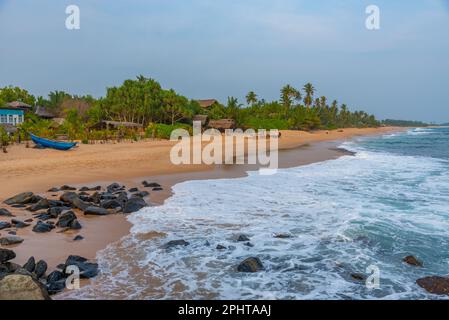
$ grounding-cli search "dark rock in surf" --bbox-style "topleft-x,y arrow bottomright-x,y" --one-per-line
123,197 -> 147,213
152,187 -> 163,191
142,181 -> 161,188
417,276 -> 449,296
46,270 -> 65,283
403,255 -> 423,267
128,187 -> 139,193
46,279 -> 66,295
133,191 -> 150,198
216,245 -> 226,250
236,234 -> 250,242
101,200 -> 122,209
350,273 -> 366,282
237,257 -> 264,273
162,240 -> 190,249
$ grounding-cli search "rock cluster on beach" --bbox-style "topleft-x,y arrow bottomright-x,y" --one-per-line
0,180 -> 164,298
0,247 -> 99,299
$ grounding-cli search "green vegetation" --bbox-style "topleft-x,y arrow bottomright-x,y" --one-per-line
0,76 -> 380,143
381,119 -> 430,127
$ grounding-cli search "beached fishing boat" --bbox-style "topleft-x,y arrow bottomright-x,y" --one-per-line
29,133 -> 77,151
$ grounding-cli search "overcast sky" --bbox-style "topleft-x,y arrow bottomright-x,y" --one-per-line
1,0 -> 448,122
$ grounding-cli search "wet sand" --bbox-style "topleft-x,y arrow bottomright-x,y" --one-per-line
0,127 -> 404,270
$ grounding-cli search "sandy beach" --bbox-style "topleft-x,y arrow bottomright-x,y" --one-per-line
0,127 -> 403,271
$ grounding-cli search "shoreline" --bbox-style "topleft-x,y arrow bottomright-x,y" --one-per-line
0,127 -> 406,273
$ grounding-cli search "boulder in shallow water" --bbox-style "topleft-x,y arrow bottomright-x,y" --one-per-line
3,192 -> 35,205
403,255 -> 423,267
123,197 -> 147,213
0,249 -> 16,263
0,274 -> 51,300
46,279 -> 66,295
162,240 -> 190,249
69,219 -> 82,230
237,257 -> 264,272
236,234 -> 250,242
73,235 -> 84,241
100,199 -> 122,209
417,276 -> 449,296
0,236 -> 24,246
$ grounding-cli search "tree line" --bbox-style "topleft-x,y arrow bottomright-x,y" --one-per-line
0,75 -> 380,142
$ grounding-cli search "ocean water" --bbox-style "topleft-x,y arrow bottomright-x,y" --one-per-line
62,127 -> 449,300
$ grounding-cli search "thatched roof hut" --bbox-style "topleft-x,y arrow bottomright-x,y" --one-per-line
196,99 -> 218,109
35,106 -> 56,119
207,119 -> 235,131
6,101 -> 33,111
89,120 -> 143,130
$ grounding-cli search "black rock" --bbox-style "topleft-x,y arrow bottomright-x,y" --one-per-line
0,248 -> 16,263
273,233 -> 293,239
0,221 -> 12,230
73,235 -> 84,241
60,191 -> 79,203
403,255 -> 423,267
84,206 -> 109,216
89,186 -> 102,191
47,206 -> 70,218
32,221 -> 55,233
7,231 -> 16,235
35,260 -> 48,278
11,219 -> 30,228
47,187 -> 60,192
60,185 -> 76,191
100,200 -> 122,209
99,192 -> 116,201
128,188 -> 139,193
48,200 -> 65,207
152,187 -> 163,191
3,192 -> 35,205
28,199 -> 51,212
162,239 -> 190,249
0,208 -> 13,216
47,279 -> 66,295
69,219 -> 82,230
133,191 -> 150,198
216,245 -> 226,250
0,235 -> 24,245
63,256 -> 99,278
237,234 -> 250,242
237,257 -> 264,273
35,213 -> 52,221
47,270 -> 65,283
244,242 -> 254,247
350,273 -> 366,282
56,211 -> 77,228
107,183 -> 122,193
56,264 -> 65,270
10,204 -> 26,208
65,255 -> 87,266
23,256 -> 36,273
123,197 -> 147,213
142,181 -> 161,188
417,276 -> 449,296
79,187 -> 90,192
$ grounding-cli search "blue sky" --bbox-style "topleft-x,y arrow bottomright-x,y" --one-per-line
0,0 -> 448,122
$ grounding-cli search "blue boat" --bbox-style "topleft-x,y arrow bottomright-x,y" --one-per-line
29,133 -> 77,151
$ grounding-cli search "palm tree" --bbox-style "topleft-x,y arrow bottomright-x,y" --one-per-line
303,83 -> 315,109
280,85 -> 301,109
246,91 -> 258,106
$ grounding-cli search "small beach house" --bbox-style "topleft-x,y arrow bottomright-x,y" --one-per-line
0,106 -> 25,126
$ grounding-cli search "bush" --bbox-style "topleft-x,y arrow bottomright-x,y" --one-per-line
145,123 -> 192,140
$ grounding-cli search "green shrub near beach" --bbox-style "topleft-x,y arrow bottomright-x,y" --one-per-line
146,123 -> 192,139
